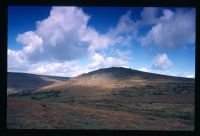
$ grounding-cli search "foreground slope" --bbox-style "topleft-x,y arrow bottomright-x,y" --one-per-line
7,67 -> 195,130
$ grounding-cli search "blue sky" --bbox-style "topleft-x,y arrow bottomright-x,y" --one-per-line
8,6 -> 195,78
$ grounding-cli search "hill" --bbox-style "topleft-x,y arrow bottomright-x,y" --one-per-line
7,72 -> 69,95
78,67 -> 191,80
36,67 -> 194,96
7,67 -> 195,130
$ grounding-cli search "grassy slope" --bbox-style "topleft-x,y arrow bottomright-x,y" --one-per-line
7,67 -> 195,130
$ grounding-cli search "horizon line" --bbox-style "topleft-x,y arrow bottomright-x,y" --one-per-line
7,66 -> 195,79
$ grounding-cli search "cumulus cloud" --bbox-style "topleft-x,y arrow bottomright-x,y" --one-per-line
84,10 -> 137,54
112,11 -> 137,35
8,50 -> 89,77
105,57 -> 129,67
140,8 -> 195,49
152,53 -> 172,70
8,7 -> 135,77
81,28 -> 111,53
88,53 -> 129,70
88,53 -> 105,68
17,7 -> 91,62
17,7 -> 136,60
16,31 -> 43,54
140,7 -> 159,26
7,49 -> 29,72
16,31 -> 44,61
28,61 -> 90,77
116,49 -> 132,60
85,11 -> 136,70
139,67 -> 149,72
8,7 -> 195,77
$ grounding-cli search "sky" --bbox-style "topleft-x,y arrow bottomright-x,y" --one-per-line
8,6 -> 196,78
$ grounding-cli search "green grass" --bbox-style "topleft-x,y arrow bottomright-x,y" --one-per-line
45,102 -> 109,129
148,111 -> 193,120
18,91 -> 60,100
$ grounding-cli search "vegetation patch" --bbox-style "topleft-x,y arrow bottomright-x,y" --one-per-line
14,91 -> 60,100
45,102 -> 107,129
148,111 -> 193,120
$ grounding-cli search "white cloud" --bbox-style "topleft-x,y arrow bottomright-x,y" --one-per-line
85,11 -> 136,70
16,31 -> 43,54
186,74 -> 195,78
116,49 -> 132,60
8,7 -> 135,77
169,72 -> 184,77
27,7 -> 135,62
105,57 -> 128,67
16,7 -> 91,62
152,53 -> 172,70
7,49 -> 29,72
140,8 -> 195,49
114,11 -> 136,35
8,50 -> 94,77
160,9 -> 174,21
139,67 -> 149,72
8,7 -> 195,77
155,71 -> 195,78
16,31 -> 44,61
140,7 -> 159,25
88,53 -> 129,70
88,53 -> 105,68
84,10 -> 137,54
28,61 -> 89,77
82,28 -> 111,53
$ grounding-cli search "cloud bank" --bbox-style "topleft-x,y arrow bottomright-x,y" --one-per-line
8,7 -> 135,76
140,8 -> 195,49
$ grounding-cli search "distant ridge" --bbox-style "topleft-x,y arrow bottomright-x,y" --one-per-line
7,72 -> 69,95
8,67 -> 194,95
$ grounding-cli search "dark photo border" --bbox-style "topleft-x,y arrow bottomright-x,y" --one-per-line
0,0 -> 199,136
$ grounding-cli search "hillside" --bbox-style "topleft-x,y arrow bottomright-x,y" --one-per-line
36,67 -> 194,96
7,72 -> 69,95
7,67 -> 195,130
